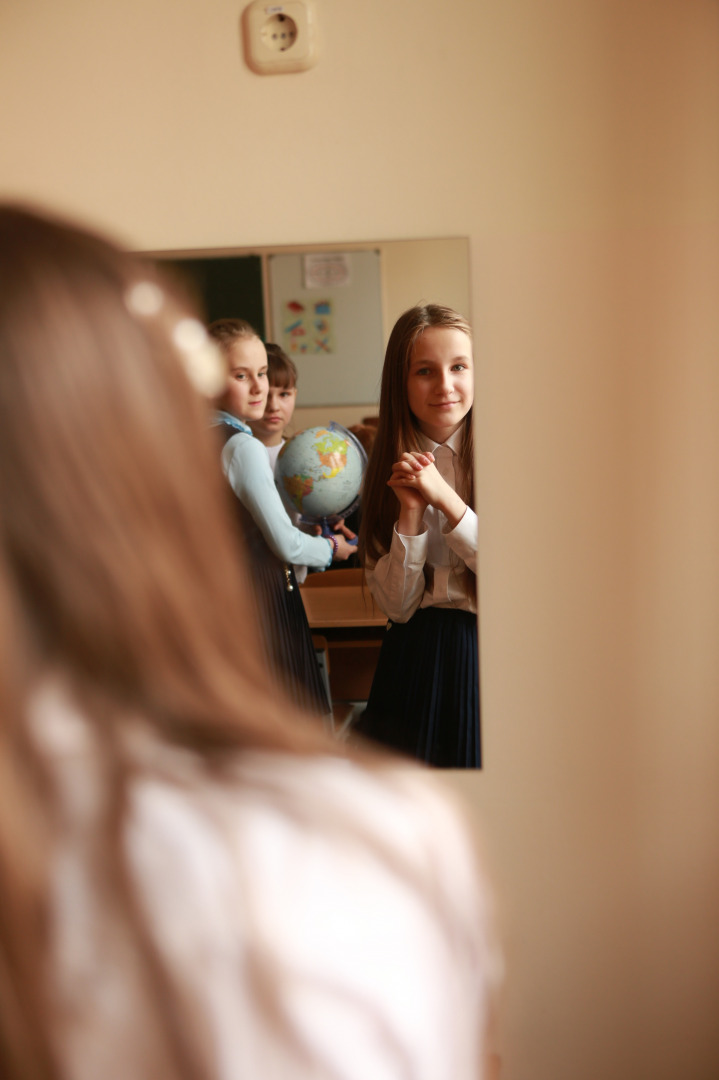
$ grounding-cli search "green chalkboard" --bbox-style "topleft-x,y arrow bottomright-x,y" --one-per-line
158,254 -> 266,336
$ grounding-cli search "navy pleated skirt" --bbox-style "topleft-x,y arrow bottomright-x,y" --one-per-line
356,607 -> 480,768
219,438 -> 330,718
254,557 -> 330,717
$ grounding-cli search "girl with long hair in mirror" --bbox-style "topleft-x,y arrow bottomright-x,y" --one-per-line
0,207 -> 498,1080
357,305 -> 480,768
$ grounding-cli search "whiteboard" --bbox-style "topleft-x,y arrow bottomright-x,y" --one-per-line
267,250 -> 383,407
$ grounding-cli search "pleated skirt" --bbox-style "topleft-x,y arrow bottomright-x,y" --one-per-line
230,492 -> 330,718
255,557 -> 330,717
356,607 -> 480,768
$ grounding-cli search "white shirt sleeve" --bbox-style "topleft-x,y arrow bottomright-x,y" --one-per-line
365,524 -> 429,623
222,432 -> 332,569
365,506 -> 478,622
444,505 -> 478,575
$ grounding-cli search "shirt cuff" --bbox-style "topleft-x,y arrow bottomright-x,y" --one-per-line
318,537 -> 334,570
393,521 -> 429,566
442,506 -> 477,564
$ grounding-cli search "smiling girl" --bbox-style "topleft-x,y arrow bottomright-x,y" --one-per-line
357,305 -> 480,768
209,319 -> 354,717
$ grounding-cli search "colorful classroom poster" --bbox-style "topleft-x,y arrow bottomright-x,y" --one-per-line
282,299 -> 335,355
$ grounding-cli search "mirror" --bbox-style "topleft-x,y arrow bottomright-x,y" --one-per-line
145,237 -> 471,430
144,237 -> 480,767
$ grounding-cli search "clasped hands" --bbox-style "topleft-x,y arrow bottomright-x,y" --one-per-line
387,451 -> 445,508
388,451 -> 466,531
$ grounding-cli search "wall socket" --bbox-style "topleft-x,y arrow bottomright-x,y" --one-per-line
242,1 -> 319,75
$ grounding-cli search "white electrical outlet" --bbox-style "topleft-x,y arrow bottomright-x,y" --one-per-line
242,0 -> 319,75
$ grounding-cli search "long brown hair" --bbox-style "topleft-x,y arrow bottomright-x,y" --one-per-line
0,205 -> 332,1080
0,212 -> 493,1080
358,304 -> 475,568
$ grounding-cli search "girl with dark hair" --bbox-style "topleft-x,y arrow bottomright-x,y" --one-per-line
249,341 -> 309,583
248,340 -> 299,468
0,208 -> 498,1080
358,305 -> 480,768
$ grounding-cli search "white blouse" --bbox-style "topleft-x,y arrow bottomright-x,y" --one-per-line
34,687 -> 498,1080
366,429 -> 478,623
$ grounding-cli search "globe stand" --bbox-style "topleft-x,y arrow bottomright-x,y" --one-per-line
320,517 -> 358,546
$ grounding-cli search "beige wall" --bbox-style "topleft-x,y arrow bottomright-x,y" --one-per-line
1,2 -> 718,1079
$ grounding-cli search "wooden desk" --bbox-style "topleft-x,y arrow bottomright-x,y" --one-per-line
300,583 -> 387,705
299,584 -> 387,629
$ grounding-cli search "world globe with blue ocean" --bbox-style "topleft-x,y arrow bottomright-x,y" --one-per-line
275,423 -> 367,527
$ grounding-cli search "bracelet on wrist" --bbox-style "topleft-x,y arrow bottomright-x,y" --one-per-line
327,533 -> 339,560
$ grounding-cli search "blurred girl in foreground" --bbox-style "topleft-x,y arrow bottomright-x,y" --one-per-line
0,205 -> 499,1080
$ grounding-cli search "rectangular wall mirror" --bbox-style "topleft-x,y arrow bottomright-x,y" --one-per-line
143,236 -> 480,767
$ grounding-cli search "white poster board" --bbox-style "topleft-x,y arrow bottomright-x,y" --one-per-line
267,249 -> 383,407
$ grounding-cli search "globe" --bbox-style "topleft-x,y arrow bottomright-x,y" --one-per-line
275,422 -> 367,529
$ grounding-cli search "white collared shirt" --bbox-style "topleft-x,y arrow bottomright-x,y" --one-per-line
33,682 -> 499,1080
365,430 -> 478,623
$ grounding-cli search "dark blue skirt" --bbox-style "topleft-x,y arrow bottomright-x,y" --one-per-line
257,557 -> 330,717
221,454 -> 329,716
356,607 -> 480,768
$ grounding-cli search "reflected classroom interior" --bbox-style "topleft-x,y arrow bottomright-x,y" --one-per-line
143,237 -> 480,767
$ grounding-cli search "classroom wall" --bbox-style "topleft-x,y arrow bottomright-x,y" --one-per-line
1,3 -> 717,1079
